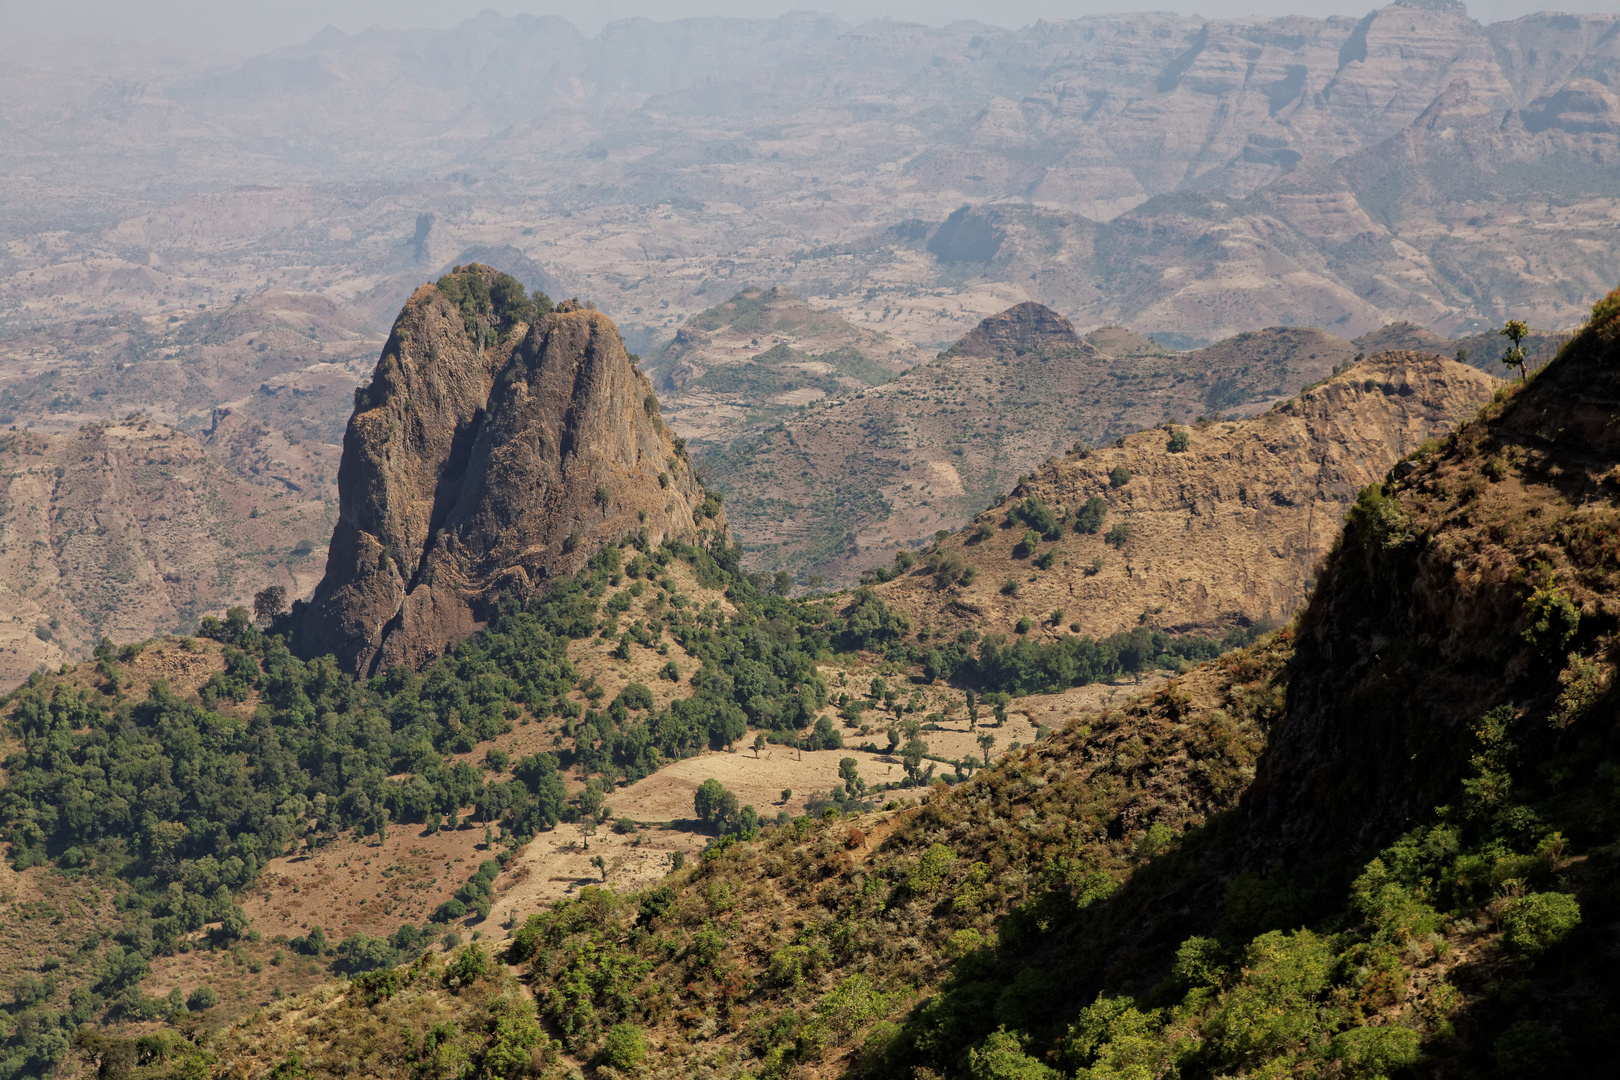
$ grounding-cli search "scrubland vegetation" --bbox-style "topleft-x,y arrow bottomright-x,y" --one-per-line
10,292 -> 1620,1080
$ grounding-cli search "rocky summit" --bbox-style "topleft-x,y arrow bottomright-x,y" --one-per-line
298,266 -> 717,675
940,301 -> 1095,359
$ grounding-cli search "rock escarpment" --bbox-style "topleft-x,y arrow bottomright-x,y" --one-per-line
873,350 -> 1499,642
299,265 -> 718,674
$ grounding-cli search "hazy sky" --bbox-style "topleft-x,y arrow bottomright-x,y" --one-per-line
7,0 -> 1620,54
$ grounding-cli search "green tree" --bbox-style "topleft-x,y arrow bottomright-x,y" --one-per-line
839,757 -> 861,796
1073,495 -> 1108,534
717,789 -> 739,830
968,1028 -> 1058,1080
1109,465 -> 1131,488
252,585 -> 288,626
694,778 -> 726,827
600,1023 -> 647,1070
978,732 -> 996,765
1500,318 -> 1530,379
902,734 -> 928,779
1501,892 -> 1581,956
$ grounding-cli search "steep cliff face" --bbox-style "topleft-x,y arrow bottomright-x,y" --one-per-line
299,266 -> 717,674
1258,291 -> 1620,847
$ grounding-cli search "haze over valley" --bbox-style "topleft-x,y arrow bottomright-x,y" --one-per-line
4,5 -> 1620,1080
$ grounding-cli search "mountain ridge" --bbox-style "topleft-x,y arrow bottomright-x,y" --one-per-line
870,348 -> 1500,647
707,305 -> 1365,584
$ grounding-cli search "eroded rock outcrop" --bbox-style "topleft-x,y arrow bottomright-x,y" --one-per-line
940,301 -> 1096,359
299,266 -> 718,674
872,350 -> 1499,643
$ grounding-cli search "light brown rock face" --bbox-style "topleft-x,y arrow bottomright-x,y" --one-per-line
0,421 -> 331,690
708,305 -> 1365,586
872,351 -> 1499,642
299,267 -> 718,675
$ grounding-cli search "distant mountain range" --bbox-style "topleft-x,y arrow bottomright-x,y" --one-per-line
3,2 -> 1617,352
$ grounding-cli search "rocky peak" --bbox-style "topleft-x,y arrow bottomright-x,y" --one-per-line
943,301 -> 1096,360
298,265 -> 719,675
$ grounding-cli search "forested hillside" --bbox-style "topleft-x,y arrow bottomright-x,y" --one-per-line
76,285 -> 1620,1080
0,535 -> 923,1079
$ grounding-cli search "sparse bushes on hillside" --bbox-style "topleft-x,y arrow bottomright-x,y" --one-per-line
1072,495 -> 1107,534
1009,494 -> 1060,540
928,548 -> 969,586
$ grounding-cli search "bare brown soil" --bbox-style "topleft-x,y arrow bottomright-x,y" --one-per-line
242,829 -> 501,944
